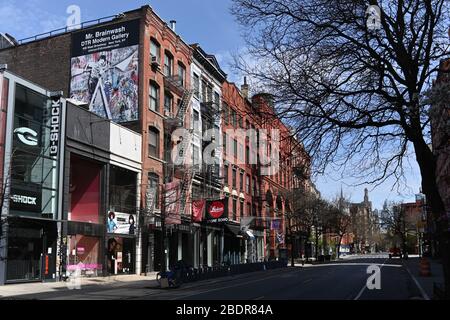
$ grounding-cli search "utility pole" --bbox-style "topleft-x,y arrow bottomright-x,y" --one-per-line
160,163 -> 167,272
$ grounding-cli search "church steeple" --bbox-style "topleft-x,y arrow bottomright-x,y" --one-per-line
364,188 -> 369,204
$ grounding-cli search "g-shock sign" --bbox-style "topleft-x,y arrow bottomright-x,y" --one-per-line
49,98 -> 61,157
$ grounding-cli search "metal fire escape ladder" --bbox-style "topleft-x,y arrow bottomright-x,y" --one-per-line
178,168 -> 195,217
176,89 -> 194,127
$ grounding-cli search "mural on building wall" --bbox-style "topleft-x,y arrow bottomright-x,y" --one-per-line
70,19 -> 140,123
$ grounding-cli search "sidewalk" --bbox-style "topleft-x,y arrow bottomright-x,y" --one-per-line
0,273 -> 158,298
401,255 -> 444,300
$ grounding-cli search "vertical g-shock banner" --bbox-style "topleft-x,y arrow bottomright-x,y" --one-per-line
69,19 -> 140,123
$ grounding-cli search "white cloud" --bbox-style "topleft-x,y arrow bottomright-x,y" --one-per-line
0,0 -> 66,41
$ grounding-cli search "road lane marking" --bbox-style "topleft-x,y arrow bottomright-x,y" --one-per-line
354,258 -> 388,300
403,263 -> 430,300
169,269 -> 305,300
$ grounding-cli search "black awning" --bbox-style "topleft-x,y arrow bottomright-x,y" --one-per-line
224,224 -> 243,237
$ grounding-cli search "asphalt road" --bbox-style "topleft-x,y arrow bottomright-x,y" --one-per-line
4,254 -> 424,300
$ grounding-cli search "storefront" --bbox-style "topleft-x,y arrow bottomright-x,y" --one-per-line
63,102 -> 142,278
0,70 -> 65,284
65,155 -> 105,277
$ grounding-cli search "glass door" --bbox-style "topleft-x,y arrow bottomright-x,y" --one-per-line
6,228 -> 43,282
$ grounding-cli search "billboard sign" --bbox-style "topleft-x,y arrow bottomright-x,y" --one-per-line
107,211 -> 137,235
70,19 -> 140,123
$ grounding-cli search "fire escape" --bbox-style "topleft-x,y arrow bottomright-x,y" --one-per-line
197,97 -> 223,201
163,75 -> 196,218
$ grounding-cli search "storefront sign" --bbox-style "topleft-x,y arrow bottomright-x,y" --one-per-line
165,182 -> 181,225
145,185 -> 157,215
271,219 -> 282,231
49,98 -> 62,157
206,199 -> 228,223
70,19 -> 140,123
192,200 -> 206,222
10,188 -> 41,213
14,127 -> 38,146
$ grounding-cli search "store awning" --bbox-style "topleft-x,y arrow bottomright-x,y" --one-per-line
224,224 -> 243,238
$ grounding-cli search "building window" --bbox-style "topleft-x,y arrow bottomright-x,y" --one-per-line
224,164 -> 229,185
148,127 -> 160,158
192,144 -> 200,167
202,80 -> 208,102
164,52 -> 173,76
193,109 -> 200,132
149,82 -> 159,112
148,173 -> 160,209
231,109 -> 237,127
232,168 -> 237,189
240,171 -> 244,191
240,201 -> 244,219
223,103 -> 229,124
246,174 -> 251,194
150,38 -> 161,61
247,203 -> 251,218
214,92 -> 220,108
238,115 -> 243,128
223,133 -> 227,155
207,85 -> 213,103
233,199 -> 237,221
164,92 -> 173,116
178,62 -> 186,87
233,139 -> 238,158
193,73 -> 200,98
245,146 -> 250,164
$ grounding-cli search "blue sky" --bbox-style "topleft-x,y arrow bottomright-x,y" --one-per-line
0,0 -> 423,209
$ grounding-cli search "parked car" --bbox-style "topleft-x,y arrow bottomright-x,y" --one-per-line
389,247 -> 402,259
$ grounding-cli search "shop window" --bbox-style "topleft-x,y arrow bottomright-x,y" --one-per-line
109,165 -> 137,214
67,235 -> 102,276
70,155 -> 102,224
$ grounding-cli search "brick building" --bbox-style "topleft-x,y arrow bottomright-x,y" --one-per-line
429,58 -> 450,258
0,5 -> 313,282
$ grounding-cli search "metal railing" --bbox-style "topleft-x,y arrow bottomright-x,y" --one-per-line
17,15 -> 119,45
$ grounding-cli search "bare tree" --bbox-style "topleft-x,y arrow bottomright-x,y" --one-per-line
328,197 -> 353,259
231,0 -> 450,297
